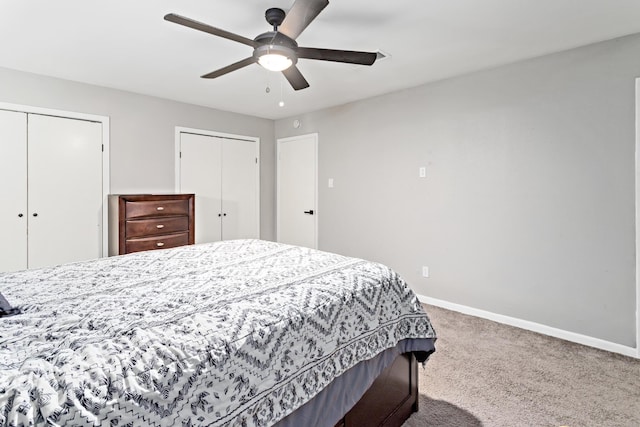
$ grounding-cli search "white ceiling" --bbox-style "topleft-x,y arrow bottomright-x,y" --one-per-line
2,0 -> 640,120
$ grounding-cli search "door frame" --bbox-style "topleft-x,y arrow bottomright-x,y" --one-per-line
0,101 -> 110,258
635,78 -> 640,358
174,126 -> 261,238
276,133 -> 318,249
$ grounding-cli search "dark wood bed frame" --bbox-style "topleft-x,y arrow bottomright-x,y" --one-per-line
334,353 -> 419,427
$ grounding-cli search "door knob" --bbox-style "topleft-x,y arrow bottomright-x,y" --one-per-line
18,213 -> 23,217
304,210 -> 314,215
32,213 -> 38,217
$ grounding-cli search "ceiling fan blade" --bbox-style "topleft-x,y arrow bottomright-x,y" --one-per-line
297,47 -> 377,65
278,0 -> 329,40
165,13 -> 257,48
201,57 -> 256,79
282,65 -> 310,91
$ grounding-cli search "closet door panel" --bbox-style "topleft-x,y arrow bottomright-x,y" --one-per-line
180,133 -> 223,243
221,139 -> 259,240
27,114 -> 102,269
0,110 -> 27,272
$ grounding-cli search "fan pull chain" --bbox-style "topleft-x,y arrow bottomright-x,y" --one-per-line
279,80 -> 285,107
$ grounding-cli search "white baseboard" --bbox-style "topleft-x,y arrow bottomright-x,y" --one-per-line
417,294 -> 639,359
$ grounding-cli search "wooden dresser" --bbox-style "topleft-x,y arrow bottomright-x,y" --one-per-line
108,194 -> 195,255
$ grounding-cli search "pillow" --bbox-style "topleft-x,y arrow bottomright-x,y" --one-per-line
0,291 -> 21,317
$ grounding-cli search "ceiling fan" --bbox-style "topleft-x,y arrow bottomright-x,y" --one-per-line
164,0 -> 378,91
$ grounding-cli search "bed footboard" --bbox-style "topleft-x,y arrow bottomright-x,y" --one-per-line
335,352 -> 419,427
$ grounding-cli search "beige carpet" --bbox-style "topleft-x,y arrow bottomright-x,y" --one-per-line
403,305 -> 640,427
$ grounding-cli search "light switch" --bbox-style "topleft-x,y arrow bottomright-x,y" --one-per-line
328,178 -> 334,188
422,266 -> 429,278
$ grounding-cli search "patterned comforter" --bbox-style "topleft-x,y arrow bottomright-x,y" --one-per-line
0,239 -> 436,426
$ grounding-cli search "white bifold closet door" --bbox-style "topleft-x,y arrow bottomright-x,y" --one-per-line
0,110 -> 28,272
180,133 -> 223,243
0,111 -> 103,272
28,115 -> 102,268
179,132 -> 258,244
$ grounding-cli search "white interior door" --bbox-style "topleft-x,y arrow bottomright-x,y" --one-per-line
277,134 -> 317,249
0,110 -> 27,272
222,138 -> 259,240
179,133 -> 223,243
28,114 -> 103,269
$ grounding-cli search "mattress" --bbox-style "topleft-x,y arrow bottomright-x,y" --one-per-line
0,239 -> 436,426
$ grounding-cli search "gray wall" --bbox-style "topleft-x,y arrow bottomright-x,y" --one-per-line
0,67 -> 276,241
275,34 -> 640,347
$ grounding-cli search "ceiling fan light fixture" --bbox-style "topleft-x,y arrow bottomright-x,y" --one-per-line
254,44 -> 296,72
259,53 -> 293,71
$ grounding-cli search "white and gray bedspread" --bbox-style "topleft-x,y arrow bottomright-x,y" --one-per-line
0,239 -> 436,426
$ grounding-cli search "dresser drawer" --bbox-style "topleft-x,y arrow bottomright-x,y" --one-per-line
125,216 -> 189,238
125,232 -> 190,253
125,199 -> 190,219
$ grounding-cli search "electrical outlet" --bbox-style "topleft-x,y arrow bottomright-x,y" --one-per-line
422,266 -> 429,278
419,167 -> 426,178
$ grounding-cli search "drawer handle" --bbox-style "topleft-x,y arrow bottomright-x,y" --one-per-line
156,242 -> 165,247
156,206 -> 165,211
156,224 -> 165,229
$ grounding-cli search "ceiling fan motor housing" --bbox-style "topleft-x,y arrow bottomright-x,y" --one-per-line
254,31 -> 297,49
253,31 -> 298,65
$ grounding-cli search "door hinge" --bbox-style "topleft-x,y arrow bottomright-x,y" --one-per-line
101,144 -> 104,152
180,151 -> 182,158
255,157 -> 258,164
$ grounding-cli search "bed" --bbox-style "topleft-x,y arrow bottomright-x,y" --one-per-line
0,239 -> 436,426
